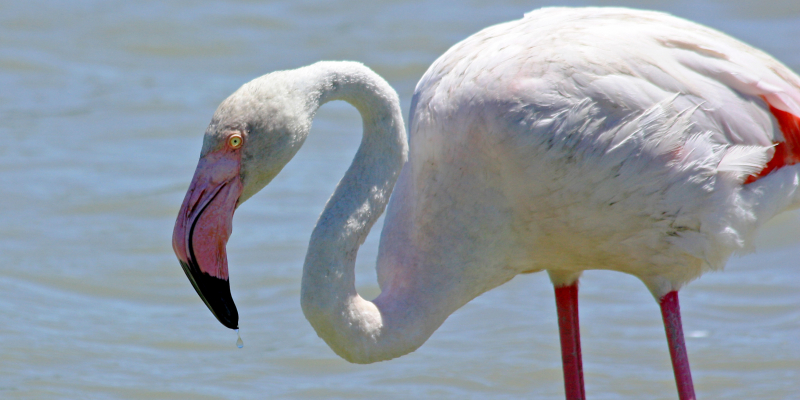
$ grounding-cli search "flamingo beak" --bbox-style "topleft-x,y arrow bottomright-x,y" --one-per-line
172,150 -> 243,330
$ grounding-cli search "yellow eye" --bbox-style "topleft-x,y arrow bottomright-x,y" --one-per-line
228,134 -> 243,149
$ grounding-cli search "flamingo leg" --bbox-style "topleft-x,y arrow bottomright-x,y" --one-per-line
660,291 -> 696,400
554,282 -> 585,400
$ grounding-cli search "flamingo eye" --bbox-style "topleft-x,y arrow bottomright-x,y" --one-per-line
228,134 -> 243,149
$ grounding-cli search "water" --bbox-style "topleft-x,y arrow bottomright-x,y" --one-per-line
1,0 -> 798,398
236,329 -> 244,349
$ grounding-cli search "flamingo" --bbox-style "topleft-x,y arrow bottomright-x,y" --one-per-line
172,7 -> 800,400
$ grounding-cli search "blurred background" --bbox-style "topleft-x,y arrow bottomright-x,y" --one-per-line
0,0 -> 798,398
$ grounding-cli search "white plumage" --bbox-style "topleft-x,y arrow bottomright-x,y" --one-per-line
401,7 -> 800,297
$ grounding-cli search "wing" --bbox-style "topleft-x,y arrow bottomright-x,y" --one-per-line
412,7 -> 800,183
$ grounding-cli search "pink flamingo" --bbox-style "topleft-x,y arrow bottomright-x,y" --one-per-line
172,8 -> 800,399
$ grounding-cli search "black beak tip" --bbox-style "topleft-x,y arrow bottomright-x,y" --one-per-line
179,261 -> 239,330
206,284 -> 239,330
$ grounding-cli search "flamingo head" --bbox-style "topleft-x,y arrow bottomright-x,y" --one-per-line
172,73 -> 312,329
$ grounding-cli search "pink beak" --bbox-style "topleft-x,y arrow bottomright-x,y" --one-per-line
172,149 -> 243,329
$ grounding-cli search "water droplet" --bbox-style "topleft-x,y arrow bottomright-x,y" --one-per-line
235,329 -> 244,348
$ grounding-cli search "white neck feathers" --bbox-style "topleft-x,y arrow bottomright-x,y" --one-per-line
295,62 -> 422,363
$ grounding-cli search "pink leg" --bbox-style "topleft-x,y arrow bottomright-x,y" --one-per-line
554,282 -> 585,400
660,291 -> 696,400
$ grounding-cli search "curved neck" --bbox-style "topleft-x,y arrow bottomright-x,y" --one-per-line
297,62 -> 416,363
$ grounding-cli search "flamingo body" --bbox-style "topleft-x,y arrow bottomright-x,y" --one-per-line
392,7 -> 800,300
